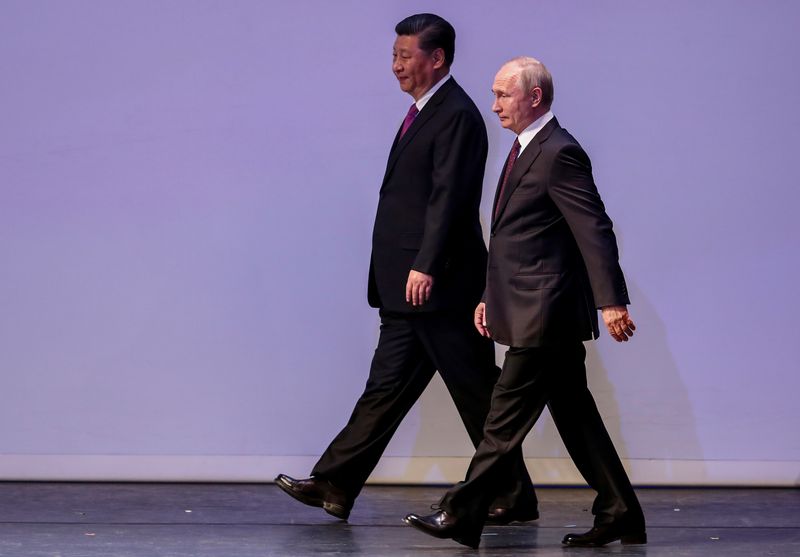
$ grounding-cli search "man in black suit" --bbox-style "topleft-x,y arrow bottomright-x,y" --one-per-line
275,15 -> 537,524
404,56 -> 646,548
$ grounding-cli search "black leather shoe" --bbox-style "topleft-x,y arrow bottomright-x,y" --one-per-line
274,474 -> 352,520
562,522 -> 647,547
486,506 -> 540,525
404,510 -> 481,549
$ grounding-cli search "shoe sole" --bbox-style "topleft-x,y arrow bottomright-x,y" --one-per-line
275,477 -> 350,520
562,532 -> 647,547
403,517 -> 480,549
485,512 -> 540,526
621,533 -> 648,545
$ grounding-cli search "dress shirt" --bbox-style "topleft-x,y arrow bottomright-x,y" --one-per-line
415,74 -> 452,112
517,110 -> 554,155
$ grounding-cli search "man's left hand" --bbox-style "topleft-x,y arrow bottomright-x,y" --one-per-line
406,270 -> 434,306
601,305 -> 636,342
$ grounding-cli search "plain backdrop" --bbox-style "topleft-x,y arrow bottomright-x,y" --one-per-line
1,0 -> 798,485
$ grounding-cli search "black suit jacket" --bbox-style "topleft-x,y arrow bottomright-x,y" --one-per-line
368,78 -> 489,313
485,117 -> 629,347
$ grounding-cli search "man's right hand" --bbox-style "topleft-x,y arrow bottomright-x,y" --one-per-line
474,302 -> 492,338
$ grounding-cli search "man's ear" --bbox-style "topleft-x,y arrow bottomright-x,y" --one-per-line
432,48 -> 446,69
531,86 -> 543,107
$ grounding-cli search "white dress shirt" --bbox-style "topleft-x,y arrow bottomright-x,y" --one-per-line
517,110 -> 555,155
415,74 -> 452,111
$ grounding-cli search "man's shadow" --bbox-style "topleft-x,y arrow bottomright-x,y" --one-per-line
387,277 -> 704,486
519,279 -> 705,485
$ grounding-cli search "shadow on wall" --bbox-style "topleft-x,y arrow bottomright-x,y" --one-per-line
581,278 -> 705,481
394,277 -> 705,485
520,277 -> 706,483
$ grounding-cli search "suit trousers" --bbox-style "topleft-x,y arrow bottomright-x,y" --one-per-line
312,308 -> 537,510
441,342 -> 643,532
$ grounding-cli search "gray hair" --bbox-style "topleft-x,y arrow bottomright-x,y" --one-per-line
508,56 -> 554,108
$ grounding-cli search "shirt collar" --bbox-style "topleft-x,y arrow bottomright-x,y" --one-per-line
415,74 -> 452,111
517,110 -> 555,154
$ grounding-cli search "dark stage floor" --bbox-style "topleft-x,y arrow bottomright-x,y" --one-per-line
0,482 -> 798,556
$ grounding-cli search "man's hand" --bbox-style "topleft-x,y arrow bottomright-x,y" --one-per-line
601,305 -> 636,342
406,270 -> 434,306
474,302 -> 492,338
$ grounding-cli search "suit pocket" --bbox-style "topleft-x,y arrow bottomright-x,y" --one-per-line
510,273 -> 561,290
400,232 -> 423,250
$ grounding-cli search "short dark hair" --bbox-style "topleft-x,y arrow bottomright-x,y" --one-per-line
395,13 -> 455,67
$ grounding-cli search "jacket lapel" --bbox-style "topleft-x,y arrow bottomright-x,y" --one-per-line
380,78 -> 458,190
491,117 -> 560,229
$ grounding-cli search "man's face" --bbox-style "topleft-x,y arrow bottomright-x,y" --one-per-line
492,64 -> 538,134
392,34 -> 439,100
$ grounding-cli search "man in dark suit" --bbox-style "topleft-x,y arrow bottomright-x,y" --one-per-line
275,15 -> 537,524
404,56 -> 646,548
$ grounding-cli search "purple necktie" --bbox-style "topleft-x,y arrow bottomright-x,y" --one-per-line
400,103 -> 419,137
494,138 -> 521,219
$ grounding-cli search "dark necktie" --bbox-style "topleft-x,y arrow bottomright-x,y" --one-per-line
400,103 -> 419,138
494,138 -> 521,219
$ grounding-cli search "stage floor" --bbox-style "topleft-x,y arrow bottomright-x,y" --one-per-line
0,482 -> 798,556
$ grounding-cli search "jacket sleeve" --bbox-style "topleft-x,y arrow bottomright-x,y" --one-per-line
412,110 -> 487,275
546,143 -> 630,307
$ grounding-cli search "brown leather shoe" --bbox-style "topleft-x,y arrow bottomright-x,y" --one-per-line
486,506 -> 540,525
274,474 -> 352,520
404,510 -> 481,549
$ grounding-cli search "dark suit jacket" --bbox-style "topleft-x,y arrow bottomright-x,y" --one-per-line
485,117 -> 629,347
368,78 -> 489,313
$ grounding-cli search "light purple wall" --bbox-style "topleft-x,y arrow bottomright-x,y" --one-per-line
1,1 -> 798,480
